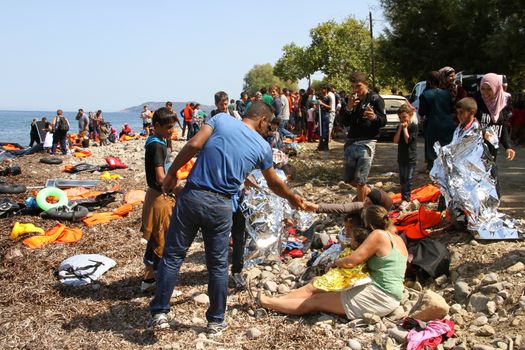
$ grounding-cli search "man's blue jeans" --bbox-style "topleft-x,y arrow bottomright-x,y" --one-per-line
150,187 -> 233,323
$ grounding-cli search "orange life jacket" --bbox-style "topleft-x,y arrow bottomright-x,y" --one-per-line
183,105 -> 193,122
74,150 -> 92,158
391,184 -> 441,204
23,223 -> 83,249
394,206 -> 442,239
176,158 -> 196,180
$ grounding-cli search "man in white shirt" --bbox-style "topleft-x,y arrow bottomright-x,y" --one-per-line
328,86 -> 336,140
140,105 -> 153,137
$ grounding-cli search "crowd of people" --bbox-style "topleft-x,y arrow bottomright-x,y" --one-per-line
26,69 -> 521,335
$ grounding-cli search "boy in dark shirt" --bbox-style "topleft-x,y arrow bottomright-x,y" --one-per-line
140,107 -> 178,292
393,104 -> 418,210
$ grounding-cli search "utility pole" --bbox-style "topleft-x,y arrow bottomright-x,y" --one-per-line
369,11 -> 376,90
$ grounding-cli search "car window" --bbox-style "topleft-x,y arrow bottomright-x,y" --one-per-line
384,98 -> 406,114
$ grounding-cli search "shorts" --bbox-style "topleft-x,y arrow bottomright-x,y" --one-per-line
340,283 -> 400,319
143,122 -> 152,128
343,142 -> 376,185
140,187 -> 176,258
329,111 -> 336,128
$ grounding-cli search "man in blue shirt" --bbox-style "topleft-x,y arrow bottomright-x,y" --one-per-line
149,100 -> 307,334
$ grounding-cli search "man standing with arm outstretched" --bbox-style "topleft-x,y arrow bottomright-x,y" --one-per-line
148,101 -> 307,335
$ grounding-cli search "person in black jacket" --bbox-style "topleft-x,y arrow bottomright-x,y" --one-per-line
29,118 -> 40,147
340,72 -> 386,201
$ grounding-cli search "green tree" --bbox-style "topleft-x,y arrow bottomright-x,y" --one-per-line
379,0 -> 525,90
242,63 -> 297,96
273,43 -> 312,82
274,16 -> 404,92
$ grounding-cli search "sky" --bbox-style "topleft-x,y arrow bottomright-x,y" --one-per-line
0,0 -> 384,111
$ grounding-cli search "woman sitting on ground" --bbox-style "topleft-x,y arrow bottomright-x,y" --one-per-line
119,123 -> 133,138
253,205 -> 407,319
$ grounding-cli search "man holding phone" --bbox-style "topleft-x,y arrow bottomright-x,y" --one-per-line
340,72 -> 386,201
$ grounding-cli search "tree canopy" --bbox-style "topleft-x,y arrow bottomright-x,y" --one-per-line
379,0 -> 525,89
242,64 -> 297,96
273,17 -> 405,93
247,2 -> 524,95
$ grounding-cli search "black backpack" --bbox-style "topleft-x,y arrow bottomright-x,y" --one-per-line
407,237 -> 451,282
58,116 -> 69,132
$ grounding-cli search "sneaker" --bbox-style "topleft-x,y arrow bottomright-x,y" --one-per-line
232,273 -> 246,289
148,313 -> 169,329
207,321 -> 228,336
399,201 -> 410,211
141,279 -> 156,292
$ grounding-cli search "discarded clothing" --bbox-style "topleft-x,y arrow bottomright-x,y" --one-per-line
406,319 -> 455,350
56,254 -> 116,286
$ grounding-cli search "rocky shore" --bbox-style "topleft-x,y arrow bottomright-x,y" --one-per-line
0,138 -> 524,350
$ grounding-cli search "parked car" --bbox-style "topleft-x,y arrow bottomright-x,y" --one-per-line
379,94 -> 418,138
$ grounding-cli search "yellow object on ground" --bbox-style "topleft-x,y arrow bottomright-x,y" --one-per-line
313,247 -> 370,292
100,171 -> 121,180
10,222 -> 45,240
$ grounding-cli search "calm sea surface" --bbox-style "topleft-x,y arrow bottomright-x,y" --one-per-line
0,110 -> 146,146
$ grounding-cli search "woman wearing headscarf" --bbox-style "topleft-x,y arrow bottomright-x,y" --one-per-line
474,73 -> 516,198
419,71 -> 457,171
474,73 -> 516,161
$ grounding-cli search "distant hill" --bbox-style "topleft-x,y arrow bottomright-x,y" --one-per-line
121,102 -> 215,116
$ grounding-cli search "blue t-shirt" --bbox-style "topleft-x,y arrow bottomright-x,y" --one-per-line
187,113 -> 273,196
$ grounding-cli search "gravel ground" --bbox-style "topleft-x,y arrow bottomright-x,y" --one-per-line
0,137 -> 524,350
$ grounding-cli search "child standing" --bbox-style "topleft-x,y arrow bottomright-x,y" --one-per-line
140,107 -> 178,292
268,118 -> 283,149
307,103 -> 317,142
393,104 -> 418,210
454,97 -> 479,139
99,122 -> 110,146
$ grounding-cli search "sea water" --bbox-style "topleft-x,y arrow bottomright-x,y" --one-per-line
0,110 -> 151,146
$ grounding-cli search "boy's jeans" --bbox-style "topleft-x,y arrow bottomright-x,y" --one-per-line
399,162 -> 416,202
231,208 -> 246,274
150,187 -> 233,323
